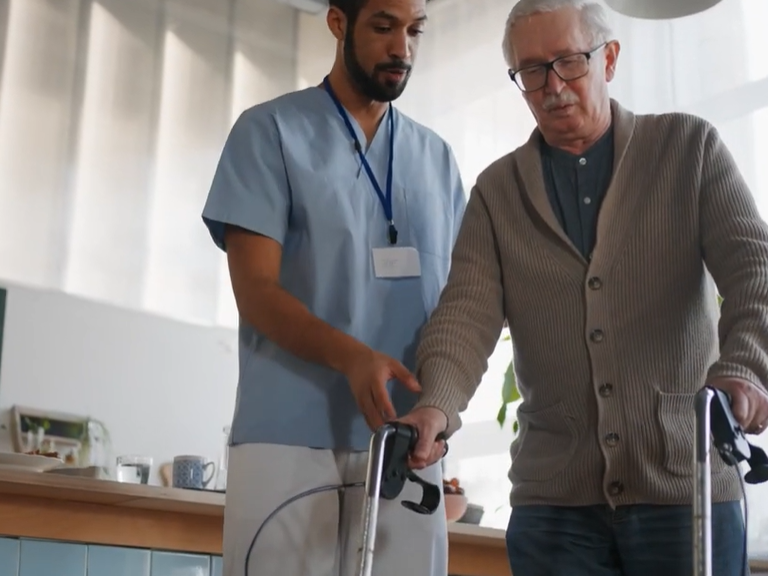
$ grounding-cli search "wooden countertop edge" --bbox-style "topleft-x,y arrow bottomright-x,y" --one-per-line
0,469 -> 765,571
447,524 -> 507,547
0,469 -> 224,512
0,470 -> 504,545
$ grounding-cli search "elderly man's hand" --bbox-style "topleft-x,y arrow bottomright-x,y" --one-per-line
709,377 -> 768,435
398,407 -> 449,470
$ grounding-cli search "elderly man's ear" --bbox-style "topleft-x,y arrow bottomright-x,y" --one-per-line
604,40 -> 621,82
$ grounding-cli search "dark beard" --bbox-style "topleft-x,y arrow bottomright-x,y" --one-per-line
343,29 -> 411,102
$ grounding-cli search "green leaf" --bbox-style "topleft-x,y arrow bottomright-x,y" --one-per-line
513,420 -> 519,434
497,359 -> 521,429
501,360 -> 520,404
496,403 -> 507,427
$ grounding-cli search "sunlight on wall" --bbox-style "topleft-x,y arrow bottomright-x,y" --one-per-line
143,27 -> 227,324
0,0 -> 80,286
65,1 -> 159,307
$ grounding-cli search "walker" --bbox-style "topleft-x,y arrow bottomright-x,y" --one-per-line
359,386 -> 768,576
357,422 -> 443,576
693,386 -> 768,576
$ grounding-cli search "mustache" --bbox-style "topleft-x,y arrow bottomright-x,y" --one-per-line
542,90 -> 579,111
375,61 -> 411,73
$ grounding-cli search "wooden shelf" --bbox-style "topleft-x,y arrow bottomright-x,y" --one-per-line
0,469 -> 762,576
0,470 -> 510,575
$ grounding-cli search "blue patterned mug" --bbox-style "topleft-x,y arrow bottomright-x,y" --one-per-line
172,455 -> 215,490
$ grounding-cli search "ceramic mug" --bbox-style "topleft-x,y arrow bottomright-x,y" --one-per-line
172,455 -> 215,490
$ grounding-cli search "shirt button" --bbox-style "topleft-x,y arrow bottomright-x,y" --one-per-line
599,383 -> 614,397
579,158 -> 587,166
590,329 -> 604,343
608,481 -> 624,496
605,432 -> 620,447
583,196 -> 592,204
588,276 -> 602,290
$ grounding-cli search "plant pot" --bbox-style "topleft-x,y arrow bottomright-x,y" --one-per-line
444,493 -> 468,522
457,502 -> 485,525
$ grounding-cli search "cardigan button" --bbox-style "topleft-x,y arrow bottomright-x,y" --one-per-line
588,276 -> 603,290
608,481 -> 624,496
590,329 -> 604,343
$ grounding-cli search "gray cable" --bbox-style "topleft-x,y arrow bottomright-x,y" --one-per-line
243,482 -> 365,576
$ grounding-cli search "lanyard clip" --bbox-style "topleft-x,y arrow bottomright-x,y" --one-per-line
387,221 -> 398,245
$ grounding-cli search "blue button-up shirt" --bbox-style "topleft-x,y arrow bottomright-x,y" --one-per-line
541,127 -> 614,259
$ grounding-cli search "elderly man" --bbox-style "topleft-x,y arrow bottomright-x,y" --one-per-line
399,0 -> 768,574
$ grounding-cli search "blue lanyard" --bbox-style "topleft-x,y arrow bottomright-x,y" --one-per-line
323,76 -> 398,245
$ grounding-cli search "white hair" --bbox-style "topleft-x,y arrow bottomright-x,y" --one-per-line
502,0 -> 614,68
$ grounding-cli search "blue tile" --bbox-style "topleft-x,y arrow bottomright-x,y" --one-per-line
150,552 -> 209,576
0,538 -> 19,576
210,557 -> 222,576
19,540 -> 86,576
87,545 -> 150,576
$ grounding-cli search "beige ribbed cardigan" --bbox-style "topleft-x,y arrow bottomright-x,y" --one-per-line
415,99 -> 768,507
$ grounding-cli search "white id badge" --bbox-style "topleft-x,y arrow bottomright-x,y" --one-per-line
372,247 -> 422,278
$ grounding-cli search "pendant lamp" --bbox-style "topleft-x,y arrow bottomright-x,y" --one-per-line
604,0 -> 723,20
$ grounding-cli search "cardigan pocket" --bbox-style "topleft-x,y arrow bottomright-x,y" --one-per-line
509,402 -> 580,482
657,391 -> 726,477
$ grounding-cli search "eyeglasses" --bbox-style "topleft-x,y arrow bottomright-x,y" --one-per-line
508,43 -> 608,93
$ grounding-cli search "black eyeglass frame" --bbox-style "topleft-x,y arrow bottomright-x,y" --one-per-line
507,42 -> 610,93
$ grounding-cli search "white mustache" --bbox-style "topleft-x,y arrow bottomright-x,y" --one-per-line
542,91 -> 579,111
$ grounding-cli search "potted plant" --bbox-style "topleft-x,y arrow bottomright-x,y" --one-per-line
74,417 -> 112,470
21,416 -> 50,451
57,417 -> 112,469
496,332 -> 521,433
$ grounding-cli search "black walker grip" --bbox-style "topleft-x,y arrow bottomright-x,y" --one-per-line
710,387 -> 768,485
378,422 -> 447,514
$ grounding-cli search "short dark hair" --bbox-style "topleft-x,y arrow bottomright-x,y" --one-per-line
329,0 -> 431,22
328,0 -> 368,21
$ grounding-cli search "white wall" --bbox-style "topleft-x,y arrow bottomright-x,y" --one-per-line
296,11 -> 333,88
0,0 -> 297,331
0,281 -> 238,486
0,0 -> 299,486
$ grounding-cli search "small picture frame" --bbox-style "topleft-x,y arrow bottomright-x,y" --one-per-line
10,405 -> 85,464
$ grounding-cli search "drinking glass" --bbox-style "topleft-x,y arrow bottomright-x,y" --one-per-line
115,455 -> 152,484
215,425 -> 230,490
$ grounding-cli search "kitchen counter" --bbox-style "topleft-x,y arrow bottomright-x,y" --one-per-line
0,469 -> 764,575
0,469 -> 508,576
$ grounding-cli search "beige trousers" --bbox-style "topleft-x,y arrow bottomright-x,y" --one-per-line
222,443 -> 448,576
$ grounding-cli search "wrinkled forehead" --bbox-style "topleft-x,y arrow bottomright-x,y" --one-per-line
510,9 -> 592,69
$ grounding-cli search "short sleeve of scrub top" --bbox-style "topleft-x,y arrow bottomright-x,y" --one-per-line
202,109 -> 290,249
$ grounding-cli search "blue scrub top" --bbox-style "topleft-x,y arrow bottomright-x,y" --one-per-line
202,86 -> 466,451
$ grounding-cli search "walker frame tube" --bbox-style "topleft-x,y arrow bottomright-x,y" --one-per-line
357,424 -> 396,576
693,387 -> 714,576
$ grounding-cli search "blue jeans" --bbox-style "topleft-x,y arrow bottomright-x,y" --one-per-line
506,502 -> 748,576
